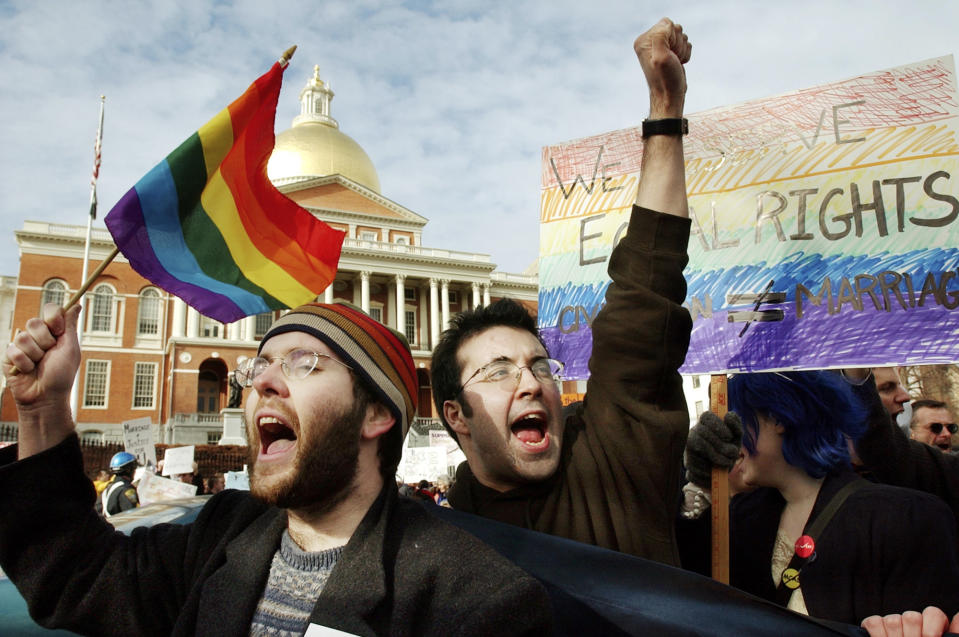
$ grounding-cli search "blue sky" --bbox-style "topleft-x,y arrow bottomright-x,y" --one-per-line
1,0 -> 957,277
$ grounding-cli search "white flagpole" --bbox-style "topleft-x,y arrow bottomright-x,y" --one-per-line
71,95 -> 105,421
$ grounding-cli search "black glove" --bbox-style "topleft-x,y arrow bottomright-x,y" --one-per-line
684,411 -> 744,488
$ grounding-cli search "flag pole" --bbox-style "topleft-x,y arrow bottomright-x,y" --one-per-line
70,95 -> 106,419
709,374 -> 731,584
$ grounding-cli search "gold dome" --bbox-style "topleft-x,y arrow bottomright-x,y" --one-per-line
268,65 -> 381,193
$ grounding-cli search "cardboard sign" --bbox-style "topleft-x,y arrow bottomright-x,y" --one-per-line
137,470 -> 197,506
224,470 -> 250,491
399,447 -> 447,483
539,56 -> 959,376
122,417 -> 156,470
162,445 -> 195,476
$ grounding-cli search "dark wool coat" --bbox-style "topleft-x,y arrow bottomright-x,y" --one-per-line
0,437 -> 552,636
448,206 -> 692,566
730,470 -> 959,625
853,378 -> 959,548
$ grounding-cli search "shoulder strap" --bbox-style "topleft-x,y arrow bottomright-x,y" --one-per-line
102,479 -> 125,518
774,478 -> 867,605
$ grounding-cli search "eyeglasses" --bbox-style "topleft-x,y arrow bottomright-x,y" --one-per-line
458,358 -> 565,395
234,349 -> 352,387
927,422 -> 959,435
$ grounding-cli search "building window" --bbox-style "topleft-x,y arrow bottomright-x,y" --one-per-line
207,431 -> 222,444
369,307 -> 382,323
360,230 -> 378,241
395,236 -> 409,246
132,362 -> 157,408
448,290 -> 459,304
404,287 -> 416,302
405,309 -> 417,346
79,430 -> 104,444
691,375 -> 701,389
200,316 -> 220,338
41,280 -> 67,308
695,400 -> 705,417
254,312 -> 273,339
137,288 -> 161,335
83,360 -> 110,408
90,284 -> 115,332
197,370 -> 220,413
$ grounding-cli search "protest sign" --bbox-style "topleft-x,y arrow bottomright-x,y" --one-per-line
429,429 -> 466,469
399,447 -> 447,483
162,445 -> 196,476
539,56 -> 959,376
224,470 -> 250,491
122,417 -> 156,470
137,470 -> 197,506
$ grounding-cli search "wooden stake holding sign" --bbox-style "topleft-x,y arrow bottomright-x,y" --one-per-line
709,374 -> 730,584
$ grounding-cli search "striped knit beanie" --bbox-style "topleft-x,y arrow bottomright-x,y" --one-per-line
258,303 -> 418,437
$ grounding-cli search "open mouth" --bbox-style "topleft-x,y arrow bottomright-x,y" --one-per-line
511,413 -> 549,449
258,416 -> 297,456
937,442 -> 952,451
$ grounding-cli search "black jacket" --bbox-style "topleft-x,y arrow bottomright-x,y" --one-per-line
730,470 -> 959,624
0,436 -> 552,636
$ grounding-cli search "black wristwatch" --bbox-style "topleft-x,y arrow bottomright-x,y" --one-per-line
641,117 -> 688,138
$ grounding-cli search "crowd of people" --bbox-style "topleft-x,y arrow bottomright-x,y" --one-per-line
1,16 -> 957,637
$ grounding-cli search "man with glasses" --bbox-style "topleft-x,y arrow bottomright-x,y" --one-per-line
430,17 -> 693,565
909,399 -> 957,452
0,302 -> 551,635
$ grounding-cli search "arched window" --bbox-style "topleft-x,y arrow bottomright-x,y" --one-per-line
41,280 -> 67,308
90,284 -> 115,332
137,288 -> 161,335
197,370 -> 220,413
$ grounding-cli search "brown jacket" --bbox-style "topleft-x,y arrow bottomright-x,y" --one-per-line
449,206 -> 692,565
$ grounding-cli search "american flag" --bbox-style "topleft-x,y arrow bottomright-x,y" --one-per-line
90,96 -> 104,219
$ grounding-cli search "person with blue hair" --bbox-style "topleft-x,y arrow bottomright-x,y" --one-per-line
721,370 -> 959,625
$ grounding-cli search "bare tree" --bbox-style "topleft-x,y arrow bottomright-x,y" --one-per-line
901,364 -> 959,410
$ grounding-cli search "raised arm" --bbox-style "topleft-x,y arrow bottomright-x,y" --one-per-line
633,17 -> 690,218
2,303 -> 81,459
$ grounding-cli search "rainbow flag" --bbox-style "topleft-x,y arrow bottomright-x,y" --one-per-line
104,55 -> 344,323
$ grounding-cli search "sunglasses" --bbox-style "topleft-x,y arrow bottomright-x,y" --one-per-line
928,422 -> 959,435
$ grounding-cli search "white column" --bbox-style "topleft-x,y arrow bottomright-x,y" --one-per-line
472,282 -> 481,309
186,307 -> 199,338
324,283 -> 334,303
172,298 -> 186,337
429,278 -> 440,348
360,271 -> 371,313
243,315 -> 256,341
394,274 -> 406,336
482,283 -> 491,307
440,279 -> 450,331
227,320 -> 241,341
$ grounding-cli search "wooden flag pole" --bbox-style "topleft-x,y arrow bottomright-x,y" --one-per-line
65,246 -> 119,310
709,374 -> 731,584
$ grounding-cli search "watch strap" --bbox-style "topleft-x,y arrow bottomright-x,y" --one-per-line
641,117 -> 689,138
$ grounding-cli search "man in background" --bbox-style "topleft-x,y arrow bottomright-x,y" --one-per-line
909,399 -> 957,452
101,451 -> 139,517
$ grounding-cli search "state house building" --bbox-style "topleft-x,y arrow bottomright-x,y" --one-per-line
0,66 -> 538,445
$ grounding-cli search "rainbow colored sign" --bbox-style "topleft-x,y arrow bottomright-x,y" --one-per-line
539,56 -> 959,377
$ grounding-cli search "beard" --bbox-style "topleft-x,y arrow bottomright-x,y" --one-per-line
248,396 -> 367,513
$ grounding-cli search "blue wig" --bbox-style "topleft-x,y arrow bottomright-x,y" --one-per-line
727,371 -> 868,479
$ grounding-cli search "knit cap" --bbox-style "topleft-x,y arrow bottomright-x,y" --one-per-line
258,303 -> 418,437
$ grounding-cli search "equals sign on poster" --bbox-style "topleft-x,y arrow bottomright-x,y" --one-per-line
726,280 -> 786,337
